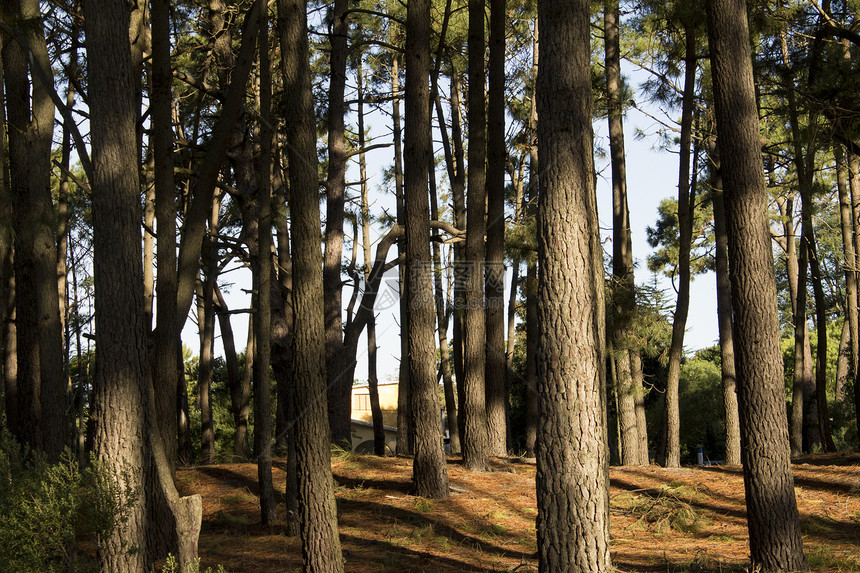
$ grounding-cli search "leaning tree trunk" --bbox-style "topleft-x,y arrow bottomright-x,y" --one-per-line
706,1 -> 808,569
658,24 -> 697,469
277,0 -> 344,568
835,145 -> 859,388
535,0 -> 610,569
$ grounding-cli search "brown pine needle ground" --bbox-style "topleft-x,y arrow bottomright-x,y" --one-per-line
175,451 -> 860,572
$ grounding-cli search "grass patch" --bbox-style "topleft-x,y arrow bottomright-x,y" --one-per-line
806,546 -> 860,571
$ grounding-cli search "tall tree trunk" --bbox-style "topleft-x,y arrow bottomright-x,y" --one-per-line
254,3 -> 276,525
709,138 -> 742,466
85,2 -> 154,567
463,0 -> 490,471
151,0 -> 181,471
391,56 -> 413,456
449,73 -> 468,450
485,0 -> 507,457
356,65 -> 386,456
706,1 -> 808,568
214,286 -> 250,459
324,0 -> 351,448
428,137 -> 460,456
849,153 -> 860,441
198,197 -> 221,465
0,48 -> 17,441
523,25 -> 539,460
835,145 -> 859,388
277,0 -> 344,567
604,0 -> 646,467
2,0 -> 65,460
658,25 -> 697,469
807,230 -> 836,451
405,0 -> 451,498
535,0 -> 610,568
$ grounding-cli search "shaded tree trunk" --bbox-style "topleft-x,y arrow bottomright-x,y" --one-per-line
2,0 -> 65,460
463,0 -> 490,471
706,1 -> 808,568
535,0 -> 610,567
324,0 -> 351,448
404,0 -> 451,498
709,138 -> 742,466
214,286 -> 251,459
254,4 -> 276,525
151,0 -> 181,471
485,0 -> 507,457
277,0 -> 344,566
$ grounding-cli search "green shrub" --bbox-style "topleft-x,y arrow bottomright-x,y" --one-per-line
0,433 -> 137,573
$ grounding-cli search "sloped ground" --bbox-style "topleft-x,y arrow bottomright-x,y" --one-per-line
175,451 -> 860,572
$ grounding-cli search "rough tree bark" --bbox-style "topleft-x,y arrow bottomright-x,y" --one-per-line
405,0 -> 451,498
463,0 -> 490,471
323,0 -> 351,448
277,0 -> 344,567
535,0 -> 610,569
708,138 -> 742,466
485,0 -> 507,457
706,0 -> 808,568
254,2 -> 276,525
2,0 -> 65,460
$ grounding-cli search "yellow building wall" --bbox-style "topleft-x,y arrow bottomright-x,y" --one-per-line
351,382 -> 399,428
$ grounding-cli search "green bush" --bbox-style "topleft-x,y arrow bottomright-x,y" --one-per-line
0,433 -> 138,573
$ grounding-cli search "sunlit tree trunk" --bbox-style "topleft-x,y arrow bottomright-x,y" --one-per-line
535,0 -> 610,568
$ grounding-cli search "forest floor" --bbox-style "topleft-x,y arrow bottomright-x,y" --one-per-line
175,450 -> 860,572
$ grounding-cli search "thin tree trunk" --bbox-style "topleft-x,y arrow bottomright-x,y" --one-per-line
706,1 -> 808,567
807,230 -> 836,451
449,73 -> 468,451
835,145 -> 858,399
152,0 -> 181,470
485,0 -> 507,457
709,138 -> 741,466
213,286 -> 250,459
391,56 -> 413,456
198,197 -> 221,465
658,25 -> 697,469
0,48 -> 17,442
356,66 -> 386,457
254,4 -> 276,524
277,0 -> 344,566
323,0 -> 351,448
604,0 -> 647,468
428,134 -> 460,456
535,0 -> 610,567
